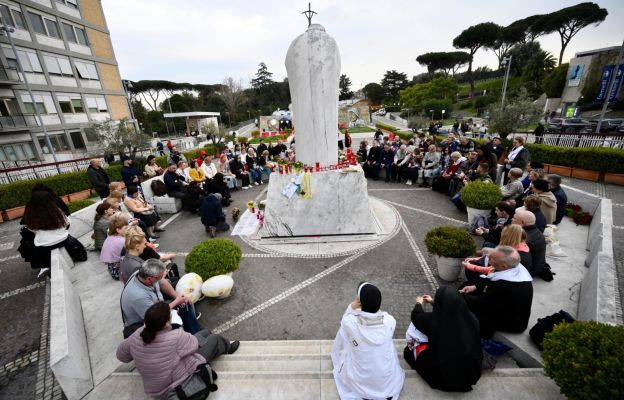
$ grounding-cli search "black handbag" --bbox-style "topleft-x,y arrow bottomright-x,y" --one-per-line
169,364 -> 218,400
18,226 -> 37,266
65,235 -> 87,262
529,310 -> 575,350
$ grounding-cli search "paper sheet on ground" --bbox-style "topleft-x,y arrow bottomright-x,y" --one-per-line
231,210 -> 261,236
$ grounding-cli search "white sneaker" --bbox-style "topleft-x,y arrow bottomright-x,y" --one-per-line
254,182 -> 259,186
242,186 -> 249,190
37,268 -> 50,278
406,180 -> 413,185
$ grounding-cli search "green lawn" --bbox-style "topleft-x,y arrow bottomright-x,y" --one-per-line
340,126 -> 375,133
248,134 -> 289,144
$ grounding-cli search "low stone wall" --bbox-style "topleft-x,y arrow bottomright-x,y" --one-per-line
49,249 -> 94,399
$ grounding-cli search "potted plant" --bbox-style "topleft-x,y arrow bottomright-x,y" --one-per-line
425,226 -> 476,281
542,321 -> 624,400
185,239 -> 242,298
460,181 -> 502,225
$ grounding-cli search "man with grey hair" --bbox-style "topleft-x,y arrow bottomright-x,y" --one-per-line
87,158 -> 110,199
512,210 -> 546,277
460,246 -> 533,337
120,259 -> 240,356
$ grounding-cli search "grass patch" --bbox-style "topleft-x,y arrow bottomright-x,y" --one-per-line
248,134 -> 289,144
340,126 -> 375,133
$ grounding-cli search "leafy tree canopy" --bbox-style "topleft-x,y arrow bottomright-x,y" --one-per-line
416,51 -> 472,75
339,74 -> 354,100
251,62 -> 274,89
400,76 -> 458,110
363,82 -> 383,104
381,70 -> 409,101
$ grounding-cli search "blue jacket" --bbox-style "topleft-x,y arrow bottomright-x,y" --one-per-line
378,149 -> 394,165
200,194 -> 225,227
121,166 -> 141,188
163,171 -> 185,194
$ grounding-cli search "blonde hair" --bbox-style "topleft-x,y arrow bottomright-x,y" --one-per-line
428,144 -> 436,152
500,224 -> 526,247
108,212 -> 129,236
530,169 -> 545,180
124,226 -> 146,251
108,181 -> 121,192
514,136 -> 525,145
509,168 -> 523,179
108,190 -> 123,201
450,151 -> 462,159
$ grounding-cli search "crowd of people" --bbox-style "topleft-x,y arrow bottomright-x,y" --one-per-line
19,127 -> 575,398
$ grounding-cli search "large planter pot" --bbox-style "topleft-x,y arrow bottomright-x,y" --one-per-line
548,164 -> 572,177
2,206 -> 25,221
542,163 -> 551,173
466,207 -> 491,226
435,255 -> 463,281
571,168 -> 600,182
604,173 -> 624,186
68,189 -> 91,202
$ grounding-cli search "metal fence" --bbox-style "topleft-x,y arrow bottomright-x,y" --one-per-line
458,131 -> 624,149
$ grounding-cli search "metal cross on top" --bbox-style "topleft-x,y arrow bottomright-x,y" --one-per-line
302,2 -> 317,27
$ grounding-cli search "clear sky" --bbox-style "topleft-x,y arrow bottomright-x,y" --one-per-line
102,0 -> 623,90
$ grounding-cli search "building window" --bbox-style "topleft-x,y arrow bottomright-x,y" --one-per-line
0,4 -> 24,29
20,92 -> 57,115
38,134 -> 69,153
56,0 -> 79,10
0,142 -> 36,161
70,131 -> 85,149
12,9 -> 25,29
74,60 -> 98,80
57,94 -> 84,114
62,22 -> 88,45
43,53 -> 73,76
3,45 -> 44,73
85,96 -> 107,113
27,11 -> 61,39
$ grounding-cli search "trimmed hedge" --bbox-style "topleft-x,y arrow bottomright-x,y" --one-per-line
375,123 -> 413,141
425,226 -> 476,258
248,134 -> 289,144
524,144 -> 624,174
460,181 -> 502,210
543,321 -> 624,400
67,199 -> 96,214
0,145 -> 215,211
184,239 -> 242,279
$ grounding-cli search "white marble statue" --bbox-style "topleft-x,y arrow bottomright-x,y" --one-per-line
285,24 -> 340,167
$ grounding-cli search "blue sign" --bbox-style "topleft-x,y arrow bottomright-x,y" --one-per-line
596,65 -> 614,103
608,64 -> 624,102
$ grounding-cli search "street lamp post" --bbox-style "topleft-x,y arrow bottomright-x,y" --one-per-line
500,55 -> 512,108
429,109 -> 434,121
122,80 -> 141,134
225,111 -> 231,128
0,18 -> 59,171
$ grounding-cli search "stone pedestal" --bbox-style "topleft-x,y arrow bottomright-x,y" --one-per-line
261,169 -> 375,237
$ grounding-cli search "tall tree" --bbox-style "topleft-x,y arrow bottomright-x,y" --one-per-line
250,62 -> 274,89
453,22 -> 500,98
507,15 -> 548,44
415,51 -> 471,76
363,82 -> 383,104
87,118 -> 151,158
541,2 -> 608,65
339,74 -> 354,100
220,77 -> 247,124
380,70 -> 409,101
487,24 -> 524,68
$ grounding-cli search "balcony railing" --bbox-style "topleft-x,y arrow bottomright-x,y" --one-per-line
0,114 -> 38,129
0,65 -> 21,84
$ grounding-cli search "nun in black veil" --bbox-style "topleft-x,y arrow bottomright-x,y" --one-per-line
404,286 -> 482,392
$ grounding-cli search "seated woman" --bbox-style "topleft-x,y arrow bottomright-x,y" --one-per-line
331,282 -> 404,400
520,195 -> 546,232
420,144 -> 441,187
257,150 -> 274,181
404,287 -> 482,392
501,168 -> 524,202
100,212 -> 130,280
92,200 -> 117,250
182,181 -> 205,213
188,160 -> 206,184
116,301 -> 236,400
432,151 -> 465,196
245,147 -> 263,185
144,155 -> 164,178
123,185 -> 163,239
475,201 -> 515,247
229,154 -> 251,189
216,154 -> 238,190
499,224 -> 532,272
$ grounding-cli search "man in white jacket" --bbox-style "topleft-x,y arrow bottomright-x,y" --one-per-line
331,282 -> 405,400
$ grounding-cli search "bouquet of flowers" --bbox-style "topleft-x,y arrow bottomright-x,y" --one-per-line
231,207 -> 241,221
246,200 -> 257,213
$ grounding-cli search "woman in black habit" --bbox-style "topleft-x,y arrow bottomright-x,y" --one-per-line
404,286 -> 482,392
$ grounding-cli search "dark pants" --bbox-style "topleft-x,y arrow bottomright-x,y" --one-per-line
168,191 -> 186,199
195,330 -> 231,362
176,303 -> 201,334
236,172 -> 250,187
375,162 -> 392,180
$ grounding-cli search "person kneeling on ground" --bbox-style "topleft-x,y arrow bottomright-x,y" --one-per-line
331,282 -> 405,400
460,246 -> 533,338
404,287 -> 482,392
200,193 -> 230,237
117,301 -> 239,400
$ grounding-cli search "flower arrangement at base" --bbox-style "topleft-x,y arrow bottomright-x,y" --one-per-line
246,200 -> 257,213
231,207 -> 241,221
258,200 -> 267,211
565,203 -> 592,225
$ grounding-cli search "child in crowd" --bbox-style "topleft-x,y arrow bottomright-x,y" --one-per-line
100,212 -> 130,280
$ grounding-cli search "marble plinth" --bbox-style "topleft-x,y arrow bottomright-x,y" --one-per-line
261,169 -> 375,237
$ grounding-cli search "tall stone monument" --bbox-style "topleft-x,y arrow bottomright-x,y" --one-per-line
260,18 -> 375,238
285,24 -> 339,167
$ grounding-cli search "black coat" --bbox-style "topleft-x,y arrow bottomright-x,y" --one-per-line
87,166 -> 110,197
256,143 -> 268,156
464,278 -> 533,338
524,225 -> 546,277
509,147 -> 529,171
551,187 -> 567,224
163,171 -> 185,194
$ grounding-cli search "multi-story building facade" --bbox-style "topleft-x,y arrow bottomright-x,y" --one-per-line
0,0 -> 129,166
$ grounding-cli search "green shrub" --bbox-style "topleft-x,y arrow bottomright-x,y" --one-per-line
542,321 -> 624,400
237,137 -> 248,143
248,134 -> 288,144
459,101 -> 473,110
251,130 -> 261,138
283,128 -> 293,134
184,239 -> 242,279
474,95 -> 496,109
375,122 -> 397,133
460,181 -> 502,209
425,226 -> 476,258
525,144 -> 624,174
396,131 -> 413,141
68,199 -> 96,214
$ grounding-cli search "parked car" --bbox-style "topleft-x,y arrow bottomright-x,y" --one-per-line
587,119 -> 624,133
547,118 -> 590,133
618,123 -> 624,134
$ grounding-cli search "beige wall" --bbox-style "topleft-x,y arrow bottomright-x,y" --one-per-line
107,95 -> 130,120
80,0 -> 106,29
98,62 -> 123,91
87,28 -> 114,60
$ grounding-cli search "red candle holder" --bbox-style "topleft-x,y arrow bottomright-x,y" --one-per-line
315,162 -> 320,172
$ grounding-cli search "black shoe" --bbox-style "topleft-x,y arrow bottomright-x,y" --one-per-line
385,178 -> 390,182
150,234 -> 161,239
227,340 -> 240,354
154,228 -> 166,232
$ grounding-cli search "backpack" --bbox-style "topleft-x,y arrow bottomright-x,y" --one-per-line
151,179 -> 167,197
529,310 -> 575,350
169,363 -> 218,400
